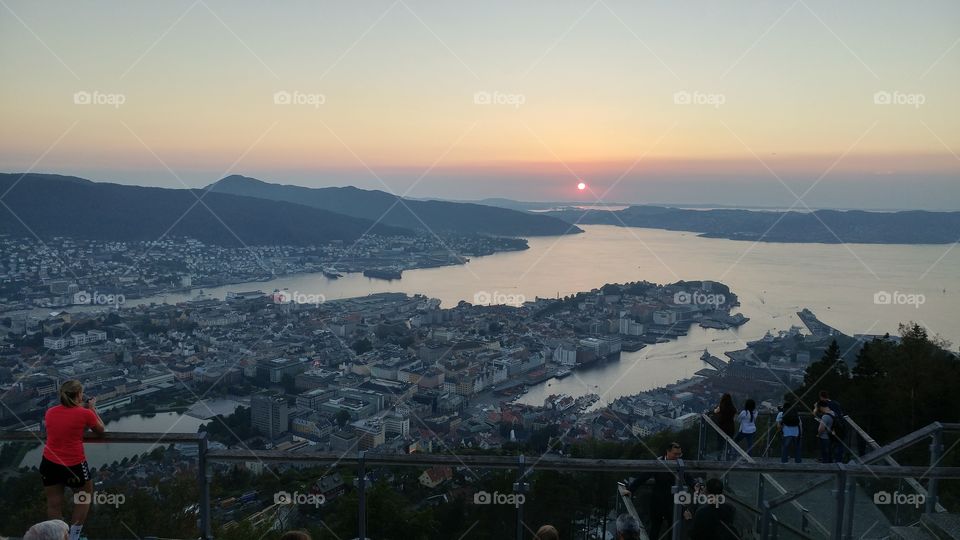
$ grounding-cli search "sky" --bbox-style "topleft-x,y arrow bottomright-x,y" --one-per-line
1,0 -> 958,209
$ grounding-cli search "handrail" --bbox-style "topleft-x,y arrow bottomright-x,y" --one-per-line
843,415 -> 948,514
723,492 -> 815,540
700,413 -> 833,537
617,484 -> 650,540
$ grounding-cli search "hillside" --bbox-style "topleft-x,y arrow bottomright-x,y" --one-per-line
0,173 -> 410,246
544,205 -> 960,244
205,175 -> 582,237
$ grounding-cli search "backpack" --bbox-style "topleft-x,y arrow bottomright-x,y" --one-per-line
827,412 -> 845,441
781,407 -> 800,427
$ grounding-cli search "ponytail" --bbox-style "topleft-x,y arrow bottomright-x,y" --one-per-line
59,380 -> 83,407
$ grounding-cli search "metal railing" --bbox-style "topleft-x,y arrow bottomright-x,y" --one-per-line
3,429 -> 960,540
697,412 -> 960,539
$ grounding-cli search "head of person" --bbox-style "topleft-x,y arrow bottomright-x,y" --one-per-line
744,399 -> 756,412
719,393 -> 733,409
59,380 -> 84,408
819,390 -> 830,401
664,442 -> 682,460
279,531 -> 312,540
616,513 -> 642,540
24,519 -> 69,540
705,477 -> 725,496
817,399 -> 831,413
534,524 -> 559,540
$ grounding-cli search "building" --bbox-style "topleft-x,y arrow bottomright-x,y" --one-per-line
251,393 -> 289,439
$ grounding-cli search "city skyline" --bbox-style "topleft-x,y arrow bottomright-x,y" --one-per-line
2,0 -> 959,209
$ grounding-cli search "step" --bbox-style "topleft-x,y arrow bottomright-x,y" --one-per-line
921,514 -> 960,540
890,525 -> 937,540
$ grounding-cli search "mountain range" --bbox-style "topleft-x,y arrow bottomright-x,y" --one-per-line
204,175 -> 580,237
543,205 -> 960,244
0,173 -> 578,246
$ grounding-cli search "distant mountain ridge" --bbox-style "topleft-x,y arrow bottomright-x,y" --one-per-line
0,173 -> 409,246
544,205 -> 960,244
205,175 -> 581,237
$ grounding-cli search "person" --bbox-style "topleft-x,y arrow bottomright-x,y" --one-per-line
776,399 -> 802,463
623,442 -> 695,540
733,399 -> 758,456
615,513 -> 642,540
534,524 -> 559,540
813,390 -> 843,418
23,520 -> 69,540
689,478 -> 737,540
815,390 -> 846,461
713,393 -> 737,459
815,400 -> 843,463
279,531 -> 312,540
40,380 -> 105,540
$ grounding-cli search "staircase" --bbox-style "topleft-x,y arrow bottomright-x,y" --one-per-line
890,514 -> 960,539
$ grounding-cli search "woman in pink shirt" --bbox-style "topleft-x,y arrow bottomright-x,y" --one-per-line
40,380 -> 105,540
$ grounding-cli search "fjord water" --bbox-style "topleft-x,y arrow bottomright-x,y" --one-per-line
141,225 -> 959,406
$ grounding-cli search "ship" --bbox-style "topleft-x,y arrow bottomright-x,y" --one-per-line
555,368 -> 572,379
322,267 -> 343,279
363,267 -> 402,280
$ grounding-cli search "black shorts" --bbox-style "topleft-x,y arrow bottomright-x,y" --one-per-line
39,457 -> 91,489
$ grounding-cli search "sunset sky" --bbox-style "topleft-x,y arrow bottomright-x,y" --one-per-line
1,0 -> 958,209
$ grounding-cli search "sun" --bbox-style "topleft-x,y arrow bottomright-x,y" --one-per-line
577,182 -> 586,191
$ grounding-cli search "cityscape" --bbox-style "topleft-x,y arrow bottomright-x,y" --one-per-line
2,1 -> 960,540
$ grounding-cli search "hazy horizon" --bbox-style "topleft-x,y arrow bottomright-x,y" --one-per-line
2,0 -> 959,209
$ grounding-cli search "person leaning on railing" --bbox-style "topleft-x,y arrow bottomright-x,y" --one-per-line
39,380 -> 105,540
622,442 -> 696,540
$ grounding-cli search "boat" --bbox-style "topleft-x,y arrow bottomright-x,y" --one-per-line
363,267 -> 402,280
322,267 -> 343,279
555,368 -> 572,379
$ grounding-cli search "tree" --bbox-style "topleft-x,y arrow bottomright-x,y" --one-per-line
351,338 -> 372,355
335,409 -> 351,428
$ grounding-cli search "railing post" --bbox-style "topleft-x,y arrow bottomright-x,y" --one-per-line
197,433 -> 211,540
698,415 -> 705,460
671,458 -> 685,540
759,502 -> 772,540
842,472 -> 856,540
515,454 -> 525,540
832,469 -> 846,540
756,473 -> 765,532
927,429 -> 943,513
358,450 -> 366,540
